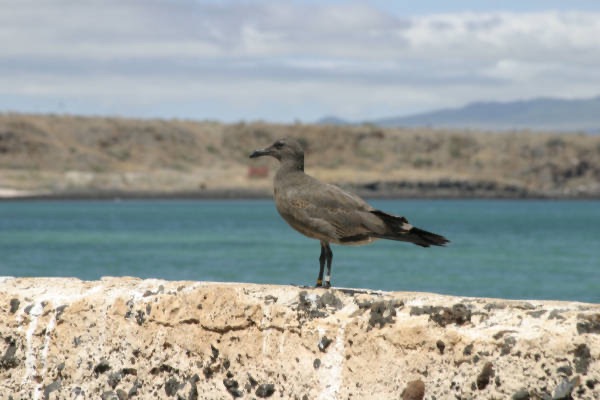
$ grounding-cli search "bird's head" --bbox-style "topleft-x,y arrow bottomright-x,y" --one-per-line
249,138 -> 305,168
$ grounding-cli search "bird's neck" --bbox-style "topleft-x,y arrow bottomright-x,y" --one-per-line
275,159 -> 304,186
279,158 -> 304,173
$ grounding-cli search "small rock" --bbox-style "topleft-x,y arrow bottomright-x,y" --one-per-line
121,368 -> 137,376
1,337 -> 18,370
202,366 -> 213,380
93,360 -> 111,375
313,359 -> 321,369
298,291 -> 327,319
401,379 -> 425,400
440,303 -> 471,326
264,295 -> 278,304
318,336 -> 333,352
55,305 -> 68,320
436,340 -> 445,355
412,304 -> 430,319
512,388 -> 530,400
573,343 -> 591,374
150,364 -> 177,375
116,389 -> 128,400
165,377 -> 180,396
527,310 -> 546,318
134,310 -> 145,326
576,313 -> 600,334
318,291 -> 343,310
108,372 -> 122,389
411,304 -> 471,327
368,300 -> 399,329
255,383 -> 275,398
501,336 -> 516,356
128,380 -> 142,397
476,362 -> 494,390
101,391 -> 118,400
298,291 -> 344,319
188,384 -> 199,400
187,374 -> 200,400
484,303 -> 507,311
298,291 -> 344,320
515,302 -> 536,310
463,343 -> 474,356
43,379 -> 61,400
9,298 -> 20,314
223,378 -> 242,398
493,330 -> 516,340
247,373 -> 258,388
553,376 -> 580,400
548,310 -> 566,320
210,344 -> 219,362
557,365 -> 573,377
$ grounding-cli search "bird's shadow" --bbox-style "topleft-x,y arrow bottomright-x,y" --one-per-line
293,284 -> 384,297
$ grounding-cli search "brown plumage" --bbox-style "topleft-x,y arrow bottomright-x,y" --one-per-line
250,137 -> 449,288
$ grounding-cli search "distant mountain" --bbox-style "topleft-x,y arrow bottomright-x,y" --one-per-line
316,115 -> 350,126
320,96 -> 600,132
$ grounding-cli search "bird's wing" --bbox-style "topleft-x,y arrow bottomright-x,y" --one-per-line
275,176 -> 385,243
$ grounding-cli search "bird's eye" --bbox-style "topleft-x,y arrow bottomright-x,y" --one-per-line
274,140 -> 285,149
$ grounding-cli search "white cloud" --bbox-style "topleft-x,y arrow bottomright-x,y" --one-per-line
484,60 -> 550,82
1,1 -> 600,121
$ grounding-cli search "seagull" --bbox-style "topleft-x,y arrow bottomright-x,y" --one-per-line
250,137 -> 449,288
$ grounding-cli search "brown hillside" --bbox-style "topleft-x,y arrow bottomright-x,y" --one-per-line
1,113 -> 599,198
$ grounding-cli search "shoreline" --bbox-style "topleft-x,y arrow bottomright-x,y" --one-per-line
2,113 -> 599,203
2,188 -> 599,201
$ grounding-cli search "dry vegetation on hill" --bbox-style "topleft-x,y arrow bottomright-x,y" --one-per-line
1,113 -> 599,198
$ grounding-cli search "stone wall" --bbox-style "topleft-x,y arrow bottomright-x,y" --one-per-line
1,277 -> 599,399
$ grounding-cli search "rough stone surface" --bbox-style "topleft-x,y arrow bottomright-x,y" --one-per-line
0,277 -> 599,399
401,379 -> 425,400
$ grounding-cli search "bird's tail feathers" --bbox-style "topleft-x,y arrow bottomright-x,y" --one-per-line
371,210 -> 449,247
406,226 -> 449,247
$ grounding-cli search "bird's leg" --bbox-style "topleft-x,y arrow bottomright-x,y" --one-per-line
316,242 -> 326,287
323,243 -> 333,288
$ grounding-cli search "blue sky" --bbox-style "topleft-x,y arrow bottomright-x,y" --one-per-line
2,0 -> 600,122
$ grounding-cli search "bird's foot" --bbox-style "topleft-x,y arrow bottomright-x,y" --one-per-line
315,278 -> 332,288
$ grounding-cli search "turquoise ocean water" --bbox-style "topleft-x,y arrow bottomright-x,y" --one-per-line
0,199 -> 598,303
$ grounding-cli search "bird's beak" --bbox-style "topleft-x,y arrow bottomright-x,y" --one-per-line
249,148 -> 271,158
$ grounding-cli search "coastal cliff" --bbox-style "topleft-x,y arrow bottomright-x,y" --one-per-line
1,277 -> 599,399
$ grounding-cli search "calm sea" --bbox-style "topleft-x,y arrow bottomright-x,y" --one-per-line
0,199 -> 598,303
